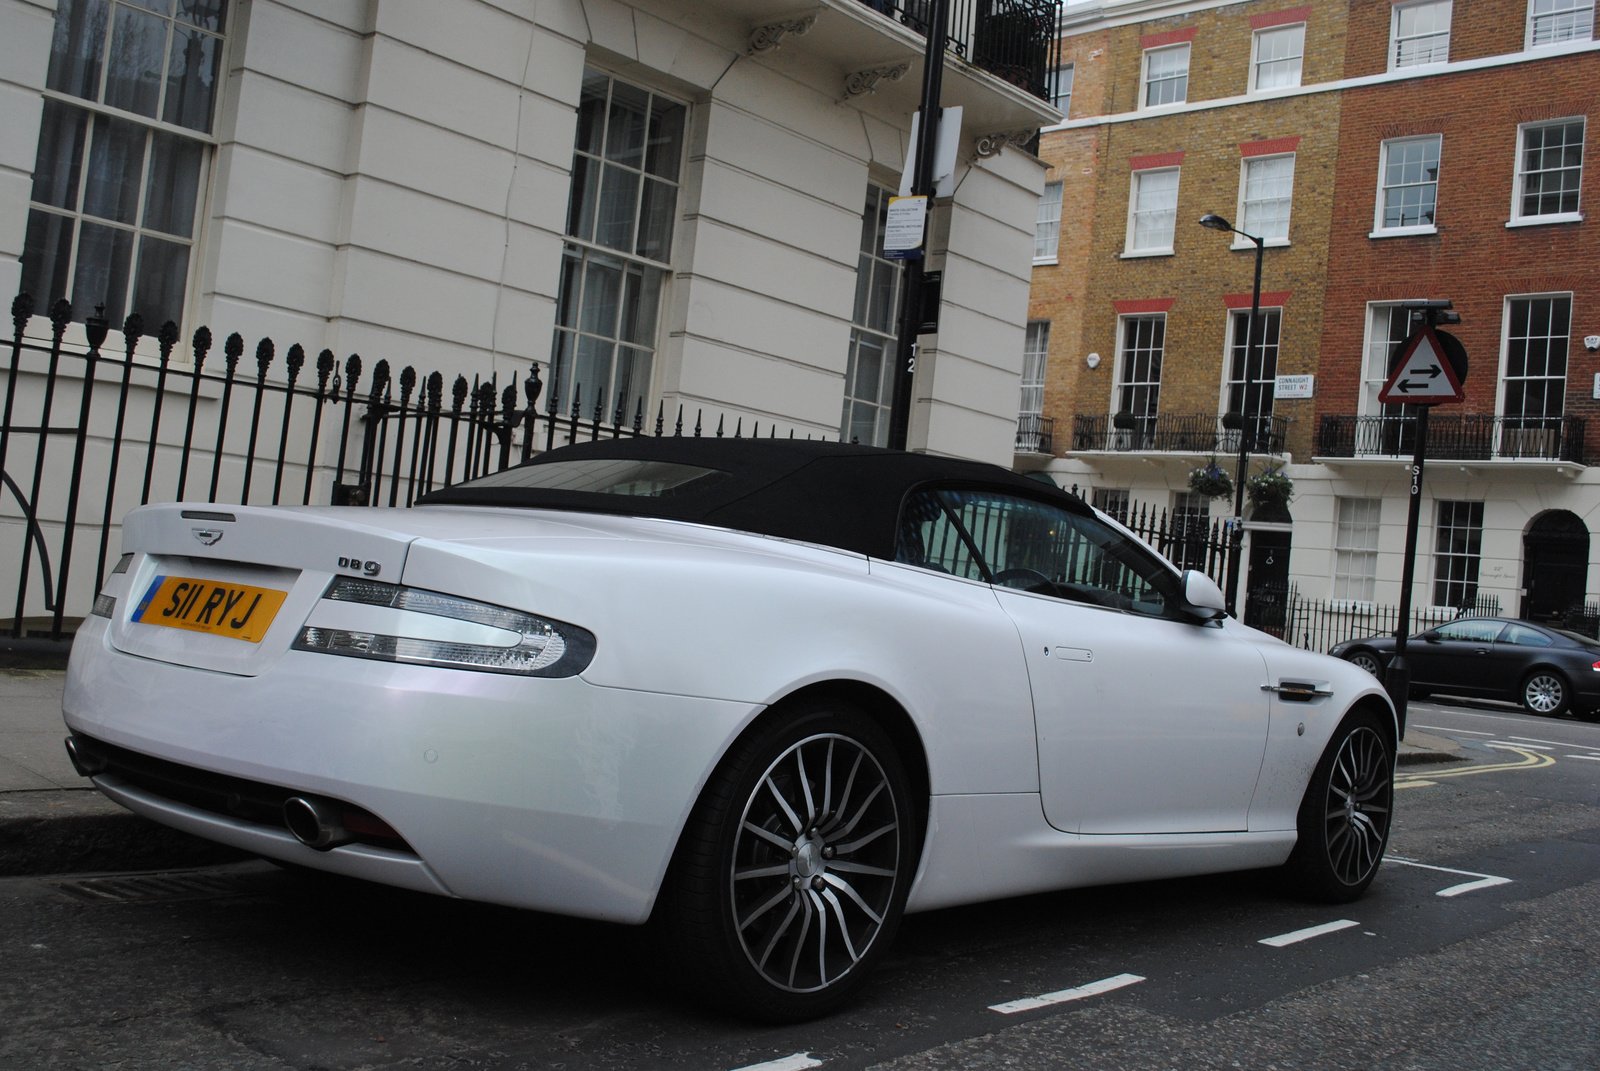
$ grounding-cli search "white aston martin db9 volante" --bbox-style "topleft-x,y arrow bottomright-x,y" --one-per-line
64,438 -> 1395,1020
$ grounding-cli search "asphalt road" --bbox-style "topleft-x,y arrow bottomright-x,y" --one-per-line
1,697 -> 1595,1071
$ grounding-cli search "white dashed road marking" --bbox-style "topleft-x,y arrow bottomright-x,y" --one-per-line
989,973 -> 1146,1014
1566,754 -> 1600,762
1488,741 -> 1552,750
730,1054 -> 822,1071
1415,725 -> 1493,735
1505,734 -> 1600,751
1386,857 -> 1514,897
1258,920 -> 1360,947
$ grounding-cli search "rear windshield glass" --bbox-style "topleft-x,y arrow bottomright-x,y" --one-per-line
455,458 -> 730,498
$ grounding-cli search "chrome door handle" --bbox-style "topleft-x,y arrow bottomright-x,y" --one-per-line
1262,679 -> 1332,701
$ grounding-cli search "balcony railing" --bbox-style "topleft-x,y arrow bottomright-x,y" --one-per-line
1316,414 -> 1586,464
1070,413 -> 1290,456
854,0 -> 1062,101
1015,413 -> 1054,453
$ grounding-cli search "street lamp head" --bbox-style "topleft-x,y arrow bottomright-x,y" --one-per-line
1198,213 -> 1234,233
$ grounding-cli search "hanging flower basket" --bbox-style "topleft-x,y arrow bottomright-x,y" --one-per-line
1246,467 -> 1294,508
1188,461 -> 1234,499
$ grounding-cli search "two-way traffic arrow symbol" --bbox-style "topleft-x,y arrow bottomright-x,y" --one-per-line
1395,365 -> 1444,392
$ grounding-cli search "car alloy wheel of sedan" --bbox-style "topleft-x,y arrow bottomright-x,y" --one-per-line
1347,651 -> 1382,677
1522,671 -> 1568,716
1286,710 -> 1393,901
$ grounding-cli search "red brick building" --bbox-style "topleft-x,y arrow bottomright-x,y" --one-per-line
1024,0 -> 1600,633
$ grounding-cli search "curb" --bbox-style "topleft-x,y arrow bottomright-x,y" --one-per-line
0,791 -> 247,877
0,635 -> 73,670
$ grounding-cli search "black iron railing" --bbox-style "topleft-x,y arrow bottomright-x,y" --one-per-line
1246,584 -> 1502,653
1070,413 -> 1290,455
1065,485 -> 1230,587
854,0 -> 1062,101
1015,414 -> 1053,453
1,293 -> 817,639
1317,414 -> 1586,464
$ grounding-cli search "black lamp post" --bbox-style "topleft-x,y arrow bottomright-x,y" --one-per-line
1198,212 -> 1264,618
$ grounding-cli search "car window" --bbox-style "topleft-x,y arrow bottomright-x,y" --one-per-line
895,492 -> 985,580
1432,619 -> 1506,642
908,489 -> 1182,617
1500,623 -> 1555,647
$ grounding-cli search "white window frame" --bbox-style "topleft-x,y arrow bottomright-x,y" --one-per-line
1332,497 -> 1382,605
1124,167 -> 1180,256
840,183 -> 905,448
1233,154 -> 1295,247
1391,1 -> 1452,69
1112,313 -> 1166,437
1250,23 -> 1305,93
1219,305 -> 1282,445
1495,291 -> 1573,425
1508,117 -> 1586,226
1372,135 -> 1443,237
1035,181 -> 1063,263
1049,63 -> 1074,117
1359,301 -> 1415,417
1432,500 -> 1485,610
1527,0 -> 1595,48
1140,44 -> 1190,109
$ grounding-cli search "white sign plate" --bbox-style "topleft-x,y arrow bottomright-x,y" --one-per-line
1378,326 -> 1465,405
1274,374 -> 1314,399
883,195 -> 927,258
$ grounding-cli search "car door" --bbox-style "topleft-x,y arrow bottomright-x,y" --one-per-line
1411,619 -> 1506,694
900,489 -> 1271,835
1487,621 -> 1561,701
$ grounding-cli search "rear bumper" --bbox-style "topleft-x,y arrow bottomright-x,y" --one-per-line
64,617 -> 761,923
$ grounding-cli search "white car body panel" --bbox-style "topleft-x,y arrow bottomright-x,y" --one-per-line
65,497 -> 1395,928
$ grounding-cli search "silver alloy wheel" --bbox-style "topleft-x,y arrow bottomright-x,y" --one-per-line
1322,726 -> 1392,887
730,733 -> 900,993
1524,672 -> 1565,714
1348,651 -> 1382,677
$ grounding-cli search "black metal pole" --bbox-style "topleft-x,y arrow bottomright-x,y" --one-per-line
1386,403 -> 1428,736
1224,234 -> 1264,617
886,0 -> 948,452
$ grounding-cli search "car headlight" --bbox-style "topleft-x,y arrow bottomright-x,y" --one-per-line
292,577 -> 596,677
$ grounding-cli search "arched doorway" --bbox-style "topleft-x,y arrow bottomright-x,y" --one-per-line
1522,510 -> 1590,621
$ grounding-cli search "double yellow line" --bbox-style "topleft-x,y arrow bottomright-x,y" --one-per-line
1394,745 -> 1555,790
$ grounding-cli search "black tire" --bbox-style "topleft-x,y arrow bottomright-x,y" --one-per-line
1284,708 -> 1394,903
1521,670 -> 1569,717
1346,649 -> 1383,677
656,699 -> 916,1022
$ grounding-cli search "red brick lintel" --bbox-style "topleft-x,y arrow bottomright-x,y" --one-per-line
1114,298 -> 1176,315
1240,136 -> 1302,157
1250,6 -> 1311,30
1130,151 -> 1186,171
1224,291 -> 1293,309
1140,27 -> 1196,50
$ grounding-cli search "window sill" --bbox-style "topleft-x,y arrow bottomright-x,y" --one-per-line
1387,57 -> 1449,73
1230,238 -> 1290,250
1369,225 -> 1438,238
1506,212 -> 1584,228
1033,256 -> 1059,266
1119,248 -> 1175,258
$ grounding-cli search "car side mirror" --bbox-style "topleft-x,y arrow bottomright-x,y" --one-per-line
1423,634 -> 1441,644
1180,570 -> 1227,624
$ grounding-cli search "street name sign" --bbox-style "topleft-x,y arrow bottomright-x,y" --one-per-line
1274,374 -> 1314,399
1377,325 -> 1465,405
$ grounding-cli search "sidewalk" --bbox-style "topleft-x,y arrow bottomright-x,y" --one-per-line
0,667 -> 243,875
1,668 -> 1466,876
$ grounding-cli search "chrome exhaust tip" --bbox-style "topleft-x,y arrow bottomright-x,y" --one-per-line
283,796 -> 353,850
64,736 -> 106,778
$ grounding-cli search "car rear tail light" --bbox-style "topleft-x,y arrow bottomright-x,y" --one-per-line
1591,660 -> 1600,672
292,577 -> 595,677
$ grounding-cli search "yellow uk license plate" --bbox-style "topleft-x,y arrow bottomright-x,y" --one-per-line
130,575 -> 288,643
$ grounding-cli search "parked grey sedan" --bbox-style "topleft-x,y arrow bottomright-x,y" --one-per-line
1331,617 -> 1600,719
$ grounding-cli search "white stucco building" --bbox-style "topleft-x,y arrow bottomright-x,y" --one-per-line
1,0 -> 1059,470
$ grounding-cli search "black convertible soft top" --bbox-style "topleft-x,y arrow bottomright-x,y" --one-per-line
416,437 -> 1089,560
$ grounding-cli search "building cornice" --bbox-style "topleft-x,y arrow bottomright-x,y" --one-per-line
1042,38 -> 1600,132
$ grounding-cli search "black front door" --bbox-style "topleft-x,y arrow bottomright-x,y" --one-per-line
1523,510 -> 1589,622
1244,529 -> 1291,636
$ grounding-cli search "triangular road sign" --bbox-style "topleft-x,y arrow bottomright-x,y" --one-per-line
1378,326 -> 1465,405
